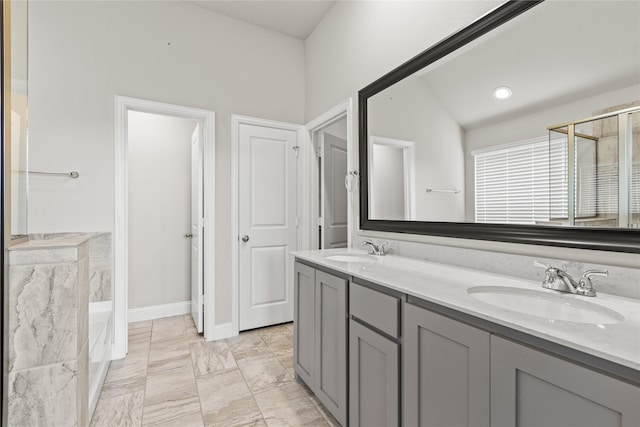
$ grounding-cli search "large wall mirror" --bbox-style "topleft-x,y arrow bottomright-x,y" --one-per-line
359,0 -> 640,253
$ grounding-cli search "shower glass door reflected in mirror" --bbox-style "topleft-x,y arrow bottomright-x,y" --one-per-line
630,110 -> 639,228
547,105 -> 639,228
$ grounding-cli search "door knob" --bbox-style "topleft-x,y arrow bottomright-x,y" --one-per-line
241,235 -> 250,242
185,233 -> 193,238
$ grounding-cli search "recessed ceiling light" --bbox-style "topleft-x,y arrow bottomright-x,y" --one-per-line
493,86 -> 512,100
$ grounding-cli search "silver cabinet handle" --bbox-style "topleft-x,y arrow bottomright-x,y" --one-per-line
185,233 -> 193,238
241,235 -> 250,242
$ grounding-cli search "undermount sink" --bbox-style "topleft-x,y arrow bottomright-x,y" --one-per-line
468,286 -> 625,325
323,253 -> 375,263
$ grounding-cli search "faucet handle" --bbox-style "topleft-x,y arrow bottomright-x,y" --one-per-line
534,260 -> 564,290
577,269 -> 608,297
361,239 -> 387,255
361,240 -> 375,254
582,269 -> 608,279
533,260 -> 552,270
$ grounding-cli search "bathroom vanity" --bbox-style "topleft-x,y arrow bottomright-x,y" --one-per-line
292,249 -> 640,427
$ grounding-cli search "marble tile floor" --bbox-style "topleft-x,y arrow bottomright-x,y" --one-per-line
91,315 -> 339,427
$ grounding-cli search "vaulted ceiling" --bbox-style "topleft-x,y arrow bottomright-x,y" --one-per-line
186,1 -> 336,39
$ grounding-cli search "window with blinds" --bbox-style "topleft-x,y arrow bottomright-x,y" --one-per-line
474,136 -> 568,225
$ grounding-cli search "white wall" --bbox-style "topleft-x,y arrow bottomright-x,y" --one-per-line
368,77 -> 465,221
323,118 -> 347,140
127,111 -> 195,309
304,0 -> 640,269
370,144 -> 406,220
304,0 -> 503,120
28,1 -> 305,324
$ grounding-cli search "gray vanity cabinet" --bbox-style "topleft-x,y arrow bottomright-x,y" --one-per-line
293,262 -> 348,426
349,282 -> 401,427
491,336 -> 640,427
296,257 -> 640,427
349,320 -> 399,427
293,262 -> 316,386
403,303 -> 491,427
314,270 -> 348,425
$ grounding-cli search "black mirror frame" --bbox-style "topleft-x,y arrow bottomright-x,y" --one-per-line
358,0 -> 640,254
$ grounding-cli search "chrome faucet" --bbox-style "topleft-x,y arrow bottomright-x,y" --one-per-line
576,270 -> 609,297
534,261 -> 607,297
361,239 -> 388,256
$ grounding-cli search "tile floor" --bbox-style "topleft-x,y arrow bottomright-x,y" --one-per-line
91,315 -> 339,427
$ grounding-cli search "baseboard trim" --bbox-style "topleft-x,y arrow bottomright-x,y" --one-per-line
128,301 -> 191,323
213,322 -> 235,340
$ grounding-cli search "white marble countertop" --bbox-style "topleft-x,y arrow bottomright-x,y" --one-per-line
291,248 -> 640,372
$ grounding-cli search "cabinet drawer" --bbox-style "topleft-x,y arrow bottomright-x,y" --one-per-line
350,282 -> 400,338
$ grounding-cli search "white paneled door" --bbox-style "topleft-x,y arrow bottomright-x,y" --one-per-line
191,124 -> 204,333
321,133 -> 348,248
239,123 -> 298,331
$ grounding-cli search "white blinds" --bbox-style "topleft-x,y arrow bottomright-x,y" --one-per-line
474,136 -> 567,224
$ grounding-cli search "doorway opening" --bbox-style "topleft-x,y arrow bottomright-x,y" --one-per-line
314,117 -> 348,249
114,96 -> 215,359
368,135 -> 415,221
127,111 -> 201,326
305,99 -> 354,251
229,100 -> 353,338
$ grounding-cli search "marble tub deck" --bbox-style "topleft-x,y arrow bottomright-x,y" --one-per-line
91,316 -> 338,427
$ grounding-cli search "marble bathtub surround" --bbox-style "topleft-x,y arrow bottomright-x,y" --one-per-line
29,232 -> 113,303
8,361 -> 80,426
25,232 -> 114,419
92,316 -> 338,427
87,233 -> 112,303
9,262 -> 80,371
7,236 -> 91,427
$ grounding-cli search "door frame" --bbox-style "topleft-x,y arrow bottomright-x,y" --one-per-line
230,101 -> 353,337
368,135 -> 416,220
114,96 -> 216,359
230,115 -> 305,336
305,99 -> 354,250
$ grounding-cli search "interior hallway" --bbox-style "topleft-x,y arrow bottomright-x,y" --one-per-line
91,316 -> 338,426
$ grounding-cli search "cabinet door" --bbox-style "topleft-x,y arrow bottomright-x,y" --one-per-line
349,319 -> 399,427
315,270 -> 348,426
293,262 -> 315,386
403,303 -> 490,427
491,336 -> 640,427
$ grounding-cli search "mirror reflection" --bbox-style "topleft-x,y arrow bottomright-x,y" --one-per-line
367,0 -> 639,228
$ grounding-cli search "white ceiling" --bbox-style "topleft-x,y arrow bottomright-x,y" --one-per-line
416,0 -> 640,129
186,1 -> 336,39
